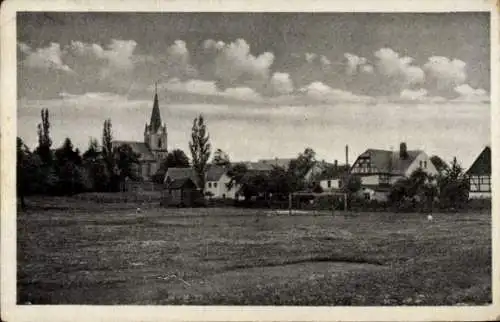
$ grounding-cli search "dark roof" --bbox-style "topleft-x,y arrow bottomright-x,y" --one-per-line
164,167 -> 196,182
466,146 -> 491,175
149,91 -> 162,133
258,158 -> 294,170
168,178 -> 197,189
353,149 -> 423,175
206,165 -> 228,181
112,141 -> 155,161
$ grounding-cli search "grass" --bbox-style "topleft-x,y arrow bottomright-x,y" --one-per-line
17,196 -> 491,305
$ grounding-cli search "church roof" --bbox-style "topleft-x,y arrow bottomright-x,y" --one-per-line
111,141 -> 155,161
149,84 -> 162,133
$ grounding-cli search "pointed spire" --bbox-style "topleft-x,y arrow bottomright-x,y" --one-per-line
149,81 -> 162,132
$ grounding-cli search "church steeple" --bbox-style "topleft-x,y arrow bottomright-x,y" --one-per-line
149,82 -> 162,133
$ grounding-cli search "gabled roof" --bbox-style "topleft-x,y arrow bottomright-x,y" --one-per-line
206,165 -> 229,181
112,141 -> 155,161
164,167 -> 196,182
167,177 -> 197,189
353,149 -> 423,175
466,146 -> 491,175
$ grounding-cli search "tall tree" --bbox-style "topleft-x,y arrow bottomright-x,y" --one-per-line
189,115 -> 211,191
101,119 -> 116,189
54,138 -> 87,195
35,108 -> 53,166
212,148 -> 231,166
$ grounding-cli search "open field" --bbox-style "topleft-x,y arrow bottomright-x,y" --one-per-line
17,196 -> 491,305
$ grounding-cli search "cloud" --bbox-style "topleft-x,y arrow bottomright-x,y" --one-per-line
300,81 -> 372,103
423,56 -> 467,91
159,78 -> 218,96
204,38 -> 275,87
453,84 -> 489,102
360,64 -> 374,74
163,40 -> 198,78
270,72 -> 294,95
320,55 -> 331,66
344,53 -> 367,76
20,42 -> 74,73
157,78 -> 262,102
305,53 -> 317,63
374,48 -> 424,86
221,87 -> 262,102
400,88 -> 428,101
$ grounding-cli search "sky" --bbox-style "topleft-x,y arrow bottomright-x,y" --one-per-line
17,12 -> 491,168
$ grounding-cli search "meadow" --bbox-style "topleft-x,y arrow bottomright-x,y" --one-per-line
17,196 -> 491,306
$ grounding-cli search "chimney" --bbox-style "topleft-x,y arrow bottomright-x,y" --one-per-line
334,159 -> 338,170
345,145 -> 349,166
400,142 -> 408,159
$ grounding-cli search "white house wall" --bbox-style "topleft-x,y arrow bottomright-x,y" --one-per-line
404,152 -> 438,177
320,179 -> 341,190
205,173 -> 239,199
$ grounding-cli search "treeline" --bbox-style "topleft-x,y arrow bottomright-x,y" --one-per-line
17,109 -> 142,208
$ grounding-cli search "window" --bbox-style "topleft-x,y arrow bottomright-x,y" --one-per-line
424,161 -> 427,168
327,180 -> 331,188
158,138 -> 162,148
379,174 -> 390,186
214,182 -> 218,188
364,192 -> 370,200
419,161 -> 423,168
208,182 -> 212,188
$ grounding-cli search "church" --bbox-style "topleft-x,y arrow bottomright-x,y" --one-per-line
112,84 -> 168,181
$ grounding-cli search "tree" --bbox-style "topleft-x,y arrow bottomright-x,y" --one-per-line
389,168 -> 438,212
212,148 -> 231,166
54,138 -> 86,195
153,149 -> 191,184
189,115 -> 211,191
430,155 -> 449,174
113,144 -> 140,190
437,157 -> 470,209
82,138 -> 111,192
287,147 -> 317,190
226,162 -> 249,190
101,119 -> 117,190
17,138 -> 44,208
35,108 -> 53,166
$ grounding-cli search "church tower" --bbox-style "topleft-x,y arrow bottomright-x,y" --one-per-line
144,82 -> 168,162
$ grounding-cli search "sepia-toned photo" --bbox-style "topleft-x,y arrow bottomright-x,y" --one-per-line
2,0 -> 498,321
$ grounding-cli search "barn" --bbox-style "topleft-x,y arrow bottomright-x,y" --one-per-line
162,178 -> 202,207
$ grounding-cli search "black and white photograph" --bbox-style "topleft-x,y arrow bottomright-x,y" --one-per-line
1,0 -> 498,321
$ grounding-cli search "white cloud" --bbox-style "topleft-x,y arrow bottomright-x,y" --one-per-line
400,88 -> 428,101
320,55 -> 331,66
158,78 -> 262,102
205,38 -> 275,86
160,78 -> 218,96
360,64 -> 374,74
270,72 -> 294,95
305,52 -> 317,63
221,87 -> 263,102
423,56 -> 467,90
374,48 -> 424,86
21,42 -> 74,73
344,53 -> 367,76
453,84 -> 489,102
300,81 -> 372,103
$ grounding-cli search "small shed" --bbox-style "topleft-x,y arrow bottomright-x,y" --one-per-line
162,178 -> 201,207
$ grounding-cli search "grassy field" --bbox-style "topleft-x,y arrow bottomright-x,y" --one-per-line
17,196 -> 491,306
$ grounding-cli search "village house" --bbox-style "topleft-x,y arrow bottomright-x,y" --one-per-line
164,165 -> 240,199
466,146 -> 491,199
349,143 -> 438,201
112,84 -> 168,181
161,177 -> 201,207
